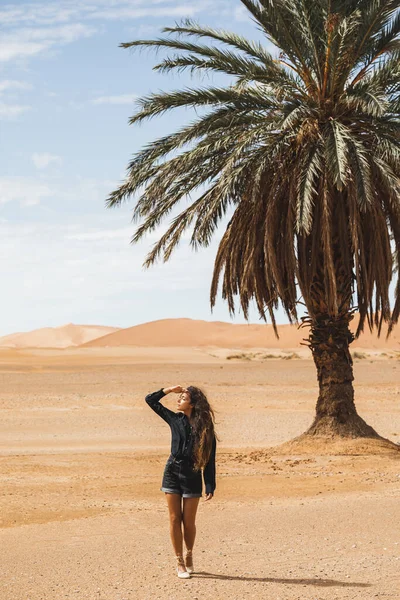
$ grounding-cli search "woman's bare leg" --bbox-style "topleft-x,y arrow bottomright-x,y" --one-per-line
165,493 -> 186,572
182,497 -> 200,568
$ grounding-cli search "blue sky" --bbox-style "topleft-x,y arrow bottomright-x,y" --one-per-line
0,0 -> 288,336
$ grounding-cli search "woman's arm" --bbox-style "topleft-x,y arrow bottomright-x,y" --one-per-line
203,436 -> 217,499
145,386 -> 184,425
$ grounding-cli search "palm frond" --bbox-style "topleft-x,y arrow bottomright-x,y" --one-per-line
325,120 -> 350,191
347,138 -> 374,211
296,144 -> 323,233
129,85 -> 277,125
163,19 -> 274,64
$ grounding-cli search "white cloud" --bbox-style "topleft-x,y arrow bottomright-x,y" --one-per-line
0,177 -> 53,206
92,94 -> 137,105
0,5 -> 70,26
32,153 -> 63,169
0,1 -> 216,27
0,40 -> 50,63
0,174 -> 118,211
0,80 -> 32,93
22,23 -> 96,44
0,1 -> 226,64
0,102 -> 31,119
94,4 -> 204,20
0,23 -> 97,63
65,227 -> 132,241
0,80 -> 32,119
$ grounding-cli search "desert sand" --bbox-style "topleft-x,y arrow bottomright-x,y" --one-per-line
0,324 -> 119,349
0,341 -> 399,600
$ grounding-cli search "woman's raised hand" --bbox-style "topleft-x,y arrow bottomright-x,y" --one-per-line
164,385 -> 185,394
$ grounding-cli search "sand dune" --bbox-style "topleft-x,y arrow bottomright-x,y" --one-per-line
3,316 -> 400,350
0,323 -> 119,349
81,318 -> 294,348
81,316 -> 400,350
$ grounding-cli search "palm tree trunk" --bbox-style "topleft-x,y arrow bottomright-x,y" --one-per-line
302,208 -> 381,438
306,313 -> 379,437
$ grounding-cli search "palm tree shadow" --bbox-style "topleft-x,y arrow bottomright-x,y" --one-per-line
194,571 -> 372,588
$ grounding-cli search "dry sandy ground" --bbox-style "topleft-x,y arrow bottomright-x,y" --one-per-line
0,347 -> 399,600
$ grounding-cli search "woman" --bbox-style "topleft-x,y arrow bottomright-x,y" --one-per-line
145,385 -> 217,578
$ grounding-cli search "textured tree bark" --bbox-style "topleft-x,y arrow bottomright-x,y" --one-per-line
290,194 -> 397,447
301,204 -> 381,438
306,313 -> 379,437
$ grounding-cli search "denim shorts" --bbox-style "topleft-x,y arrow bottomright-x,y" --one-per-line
161,455 -> 202,498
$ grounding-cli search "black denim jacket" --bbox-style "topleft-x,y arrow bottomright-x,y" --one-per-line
145,389 -> 216,494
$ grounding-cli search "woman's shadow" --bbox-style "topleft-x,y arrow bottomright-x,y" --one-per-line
194,572 -> 371,588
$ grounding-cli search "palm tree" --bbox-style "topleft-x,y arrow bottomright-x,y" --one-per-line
108,0 -> 400,441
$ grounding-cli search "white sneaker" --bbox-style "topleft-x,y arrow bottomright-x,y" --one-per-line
177,569 -> 191,579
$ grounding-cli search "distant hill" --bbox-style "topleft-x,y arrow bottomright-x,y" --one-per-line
0,324 -> 120,349
80,317 -> 400,349
2,318 -> 399,350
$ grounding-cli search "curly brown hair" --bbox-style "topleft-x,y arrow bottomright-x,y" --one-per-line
187,386 -> 217,471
